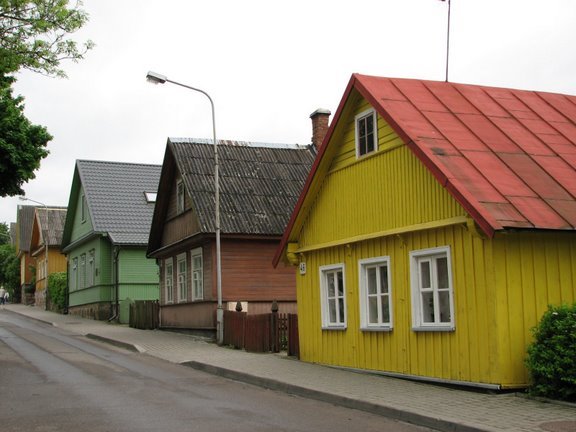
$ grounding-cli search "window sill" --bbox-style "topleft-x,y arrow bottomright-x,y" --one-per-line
412,325 -> 455,332
361,326 -> 393,332
321,325 -> 347,331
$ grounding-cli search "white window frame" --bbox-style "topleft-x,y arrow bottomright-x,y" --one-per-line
176,180 -> 185,214
177,253 -> 187,302
191,247 -> 203,301
359,256 -> 393,331
87,249 -> 95,287
410,246 -> 455,331
70,257 -> 78,291
319,263 -> 347,329
81,194 -> 87,223
164,258 -> 174,304
355,109 -> 377,158
80,253 -> 86,289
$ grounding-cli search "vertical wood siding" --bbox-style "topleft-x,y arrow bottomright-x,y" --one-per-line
299,99 -> 465,249
299,227 -> 576,387
70,186 -> 93,241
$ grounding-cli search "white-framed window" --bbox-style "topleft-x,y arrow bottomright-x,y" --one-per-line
81,194 -> 87,223
177,253 -> 187,302
191,248 -> 203,301
176,180 -> 185,214
87,249 -> 95,287
70,257 -> 78,291
359,257 -> 392,330
410,246 -> 455,331
355,109 -> 377,158
80,254 -> 86,289
164,258 -> 174,304
320,264 -> 347,329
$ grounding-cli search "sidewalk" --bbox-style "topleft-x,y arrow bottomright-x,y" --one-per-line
3,304 -> 575,432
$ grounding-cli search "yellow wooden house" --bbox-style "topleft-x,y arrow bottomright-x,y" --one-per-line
29,207 -> 68,309
274,74 -> 576,389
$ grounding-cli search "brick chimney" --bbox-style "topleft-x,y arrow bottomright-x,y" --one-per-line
310,108 -> 331,151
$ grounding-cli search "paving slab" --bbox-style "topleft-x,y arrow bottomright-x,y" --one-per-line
2,304 -> 575,432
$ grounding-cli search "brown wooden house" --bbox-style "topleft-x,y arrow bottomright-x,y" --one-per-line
147,138 -> 317,334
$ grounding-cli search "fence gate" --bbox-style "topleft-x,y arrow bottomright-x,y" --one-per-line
222,309 -> 299,357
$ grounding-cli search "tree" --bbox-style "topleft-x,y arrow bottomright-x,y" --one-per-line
0,221 -> 10,244
0,1 -> 93,196
0,0 -> 94,77
0,74 -> 51,196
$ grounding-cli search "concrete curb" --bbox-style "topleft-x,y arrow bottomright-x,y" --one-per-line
182,360 -> 490,432
85,333 -> 144,353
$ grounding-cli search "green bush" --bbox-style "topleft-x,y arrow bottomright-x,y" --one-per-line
48,272 -> 67,313
526,304 -> 576,402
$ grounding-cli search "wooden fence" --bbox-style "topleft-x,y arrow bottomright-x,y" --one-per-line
223,310 -> 299,357
129,300 -> 159,329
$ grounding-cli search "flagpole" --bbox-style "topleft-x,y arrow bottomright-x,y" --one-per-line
444,0 -> 451,82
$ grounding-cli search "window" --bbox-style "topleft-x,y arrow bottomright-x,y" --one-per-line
355,109 -> 377,157
359,257 -> 392,330
70,257 -> 78,291
320,264 -> 346,329
176,180 -> 185,214
191,248 -> 203,300
165,258 -> 174,304
79,254 -> 86,289
81,194 -> 87,223
410,247 -> 455,331
87,249 -> 95,287
177,253 -> 187,302
145,192 -> 157,203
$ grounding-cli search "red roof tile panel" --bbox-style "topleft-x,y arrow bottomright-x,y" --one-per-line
533,155 -> 576,197
508,196 -> 570,229
456,113 -> 522,153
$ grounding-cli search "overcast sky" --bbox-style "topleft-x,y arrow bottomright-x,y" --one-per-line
2,0 -> 576,226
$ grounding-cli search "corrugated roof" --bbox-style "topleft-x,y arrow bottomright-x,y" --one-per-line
353,74 -> 576,235
17,205 -> 36,253
170,139 -> 315,235
35,207 -> 67,246
77,160 -> 162,245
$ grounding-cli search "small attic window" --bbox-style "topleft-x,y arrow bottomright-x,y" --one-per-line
355,109 -> 377,158
145,192 -> 157,203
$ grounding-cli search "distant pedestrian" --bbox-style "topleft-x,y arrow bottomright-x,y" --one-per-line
0,286 -> 6,305
4,291 -> 9,304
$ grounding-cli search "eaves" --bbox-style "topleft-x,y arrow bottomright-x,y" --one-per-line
61,231 -> 109,254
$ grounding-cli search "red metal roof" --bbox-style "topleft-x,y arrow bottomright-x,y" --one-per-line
273,74 -> 576,266
355,74 -> 576,235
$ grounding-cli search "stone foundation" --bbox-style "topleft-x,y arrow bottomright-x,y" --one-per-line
68,302 -> 112,321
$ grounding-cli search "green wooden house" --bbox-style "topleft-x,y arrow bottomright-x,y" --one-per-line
61,160 -> 162,323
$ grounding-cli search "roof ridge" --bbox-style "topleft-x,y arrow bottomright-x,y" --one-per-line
76,159 -> 162,168
169,137 -> 311,150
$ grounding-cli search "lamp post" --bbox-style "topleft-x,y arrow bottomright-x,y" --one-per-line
146,71 -> 224,344
19,196 -> 49,310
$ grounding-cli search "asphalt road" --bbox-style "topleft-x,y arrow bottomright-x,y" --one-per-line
0,310 -> 435,432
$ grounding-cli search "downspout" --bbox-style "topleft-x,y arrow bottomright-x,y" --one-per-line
109,245 -> 120,322
64,257 -> 69,314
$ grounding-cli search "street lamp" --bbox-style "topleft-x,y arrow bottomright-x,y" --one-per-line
19,196 -> 49,310
146,71 -> 224,344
